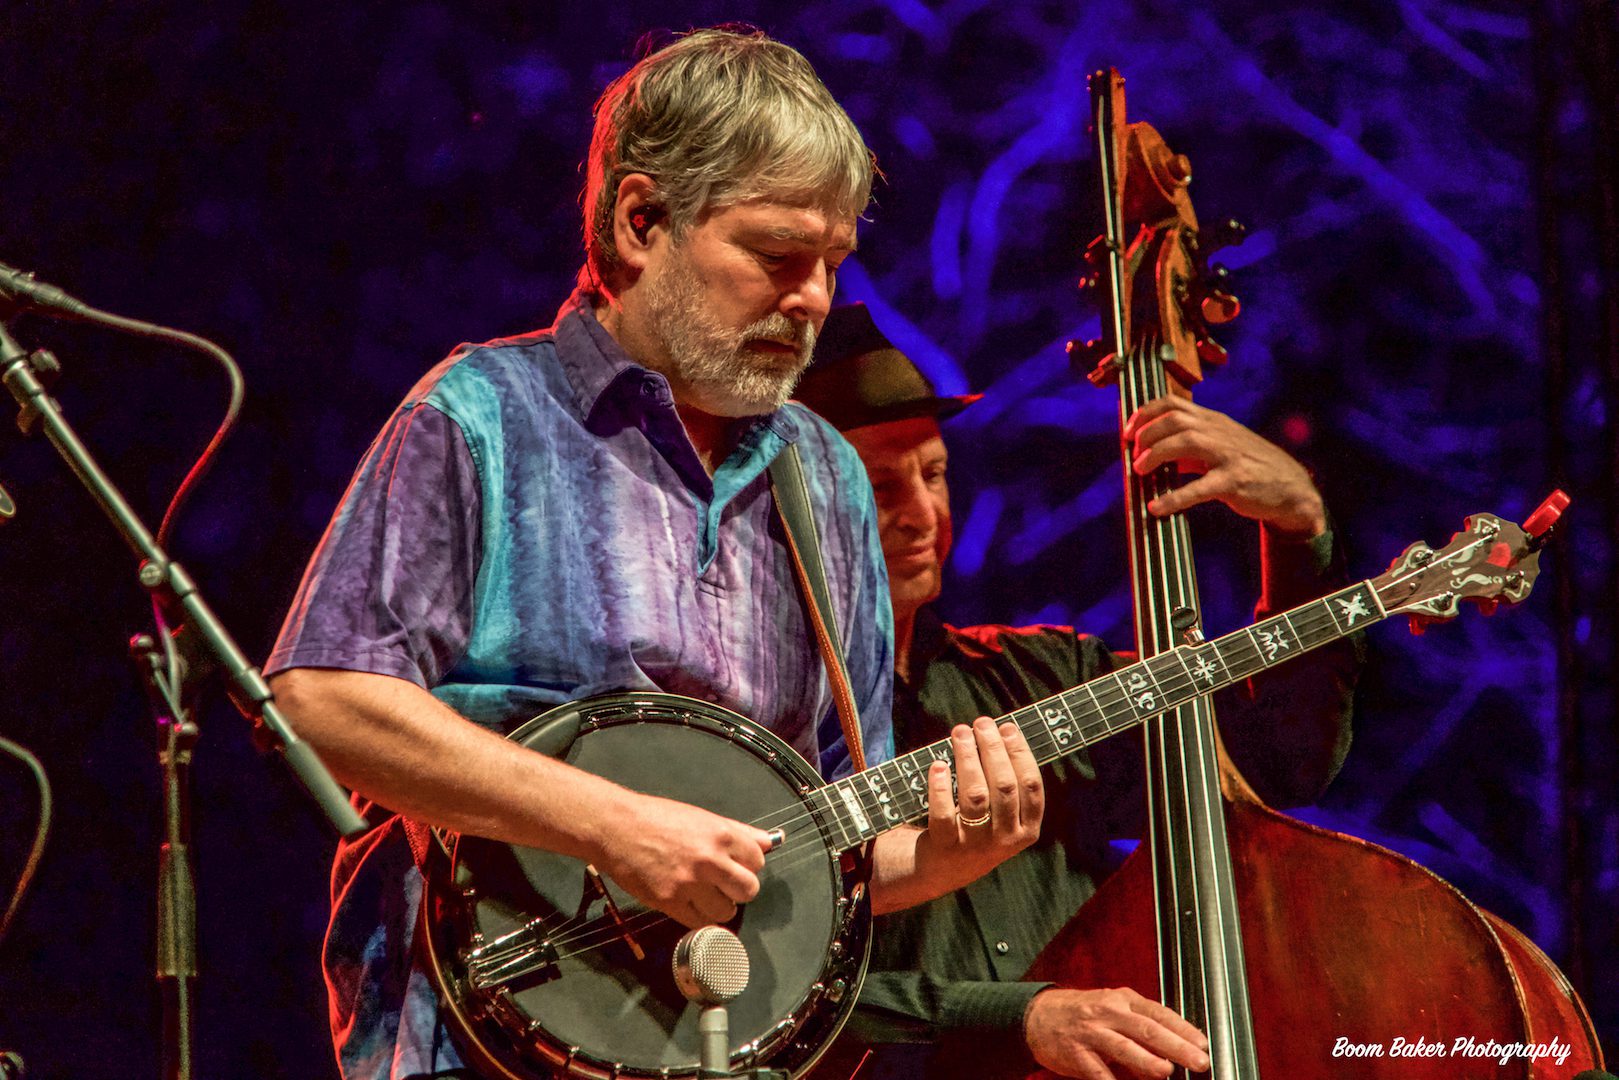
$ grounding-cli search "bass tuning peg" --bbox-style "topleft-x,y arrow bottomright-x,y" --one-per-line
1200,218 -> 1248,254
1193,265 -> 1240,325
1200,290 -> 1240,325
1067,338 -> 1119,385
1195,337 -> 1229,367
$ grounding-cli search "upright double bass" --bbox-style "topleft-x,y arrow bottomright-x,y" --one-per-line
1025,69 -> 1605,1078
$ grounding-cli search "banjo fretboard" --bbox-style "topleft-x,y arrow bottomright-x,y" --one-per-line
808,579 -> 1384,852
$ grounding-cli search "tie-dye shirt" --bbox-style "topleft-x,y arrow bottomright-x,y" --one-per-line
266,291 -> 894,1079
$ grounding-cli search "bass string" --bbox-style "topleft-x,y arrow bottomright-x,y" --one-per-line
1117,332 -> 1262,1041
1108,355 -> 1501,1047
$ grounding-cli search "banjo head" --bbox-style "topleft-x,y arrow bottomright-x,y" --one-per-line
423,693 -> 870,1080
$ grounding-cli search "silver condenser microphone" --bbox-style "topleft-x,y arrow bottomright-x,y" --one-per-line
672,925 -> 750,1078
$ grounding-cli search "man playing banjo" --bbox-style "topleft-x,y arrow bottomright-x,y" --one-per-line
266,27 -> 1043,1080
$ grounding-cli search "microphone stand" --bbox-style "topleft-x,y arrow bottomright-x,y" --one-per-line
0,317 -> 366,1080
131,630 -> 200,1080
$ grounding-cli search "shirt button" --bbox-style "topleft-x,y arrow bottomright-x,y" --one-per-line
995,941 -> 1010,955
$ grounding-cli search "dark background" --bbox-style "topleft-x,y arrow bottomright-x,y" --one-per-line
1,2 -> 1615,1076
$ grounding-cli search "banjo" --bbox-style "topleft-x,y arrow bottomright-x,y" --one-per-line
419,500 -> 1562,1080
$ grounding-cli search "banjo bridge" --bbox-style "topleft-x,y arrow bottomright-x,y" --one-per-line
464,920 -> 561,991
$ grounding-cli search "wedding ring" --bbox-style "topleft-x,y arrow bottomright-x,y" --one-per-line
957,809 -> 992,828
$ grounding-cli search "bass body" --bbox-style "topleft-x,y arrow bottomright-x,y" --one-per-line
1035,66 -> 1603,1080
1026,796 -> 1606,1077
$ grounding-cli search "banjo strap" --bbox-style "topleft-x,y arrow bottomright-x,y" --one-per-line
769,443 -> 868,774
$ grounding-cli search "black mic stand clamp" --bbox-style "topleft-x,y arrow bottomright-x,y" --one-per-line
11,346 -> 57,436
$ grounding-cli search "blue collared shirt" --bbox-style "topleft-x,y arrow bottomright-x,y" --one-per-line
267,291 -> 894,1078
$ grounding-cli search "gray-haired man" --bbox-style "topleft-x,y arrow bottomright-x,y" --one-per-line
267,32 -> 1042,1079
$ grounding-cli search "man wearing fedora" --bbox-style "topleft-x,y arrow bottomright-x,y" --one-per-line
795,303 -> 1361,1080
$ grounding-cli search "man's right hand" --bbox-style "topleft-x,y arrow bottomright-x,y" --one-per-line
270,668 -> 775,929
592,790 -> 777,928
1025,987 -> 1210,1079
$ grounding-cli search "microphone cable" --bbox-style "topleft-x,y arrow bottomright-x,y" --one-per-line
0,733 -> 52,949
0,266 -> 242,943
5,264 -> 247,711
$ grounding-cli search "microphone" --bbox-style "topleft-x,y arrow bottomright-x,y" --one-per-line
0,260 -> 92,321
672,925 -> 750,1078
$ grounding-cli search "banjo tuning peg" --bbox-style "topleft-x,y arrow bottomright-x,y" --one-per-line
1082,235 -> 1113,271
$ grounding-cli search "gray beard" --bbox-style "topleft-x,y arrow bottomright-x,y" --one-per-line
644,250 -> 817,417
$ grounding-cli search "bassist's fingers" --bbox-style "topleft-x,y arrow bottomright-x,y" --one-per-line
1149,471 -> 1221,518
1133,995 -> 1209,1049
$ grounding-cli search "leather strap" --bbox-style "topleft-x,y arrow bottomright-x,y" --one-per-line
769,444 -> 867,774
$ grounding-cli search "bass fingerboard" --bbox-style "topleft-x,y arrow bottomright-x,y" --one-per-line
808,580 -> 1384,853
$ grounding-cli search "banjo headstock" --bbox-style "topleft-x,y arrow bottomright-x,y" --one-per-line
1373,491 -> 1568,634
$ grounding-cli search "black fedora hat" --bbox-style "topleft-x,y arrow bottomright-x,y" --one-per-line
795,303 -> 981,432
